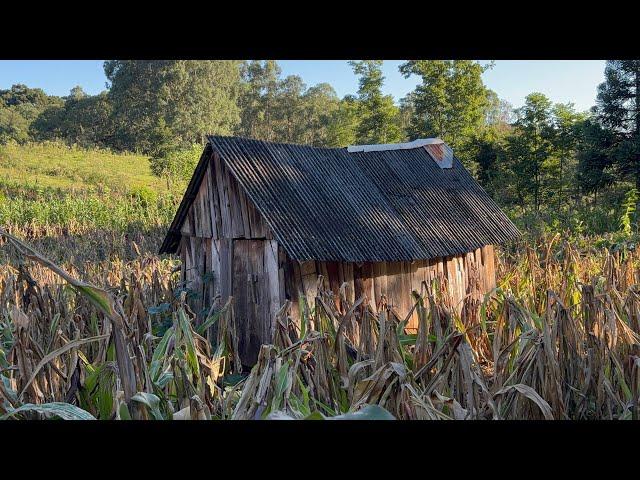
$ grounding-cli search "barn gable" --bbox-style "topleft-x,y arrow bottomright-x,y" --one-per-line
177,144 -> 273,241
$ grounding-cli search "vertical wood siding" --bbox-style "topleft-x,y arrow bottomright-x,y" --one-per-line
281,244 -> 497,332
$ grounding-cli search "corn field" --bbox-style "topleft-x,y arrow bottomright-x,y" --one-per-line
1,226 -> 639,420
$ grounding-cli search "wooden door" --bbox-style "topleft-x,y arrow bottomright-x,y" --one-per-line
232,239 -> 280,366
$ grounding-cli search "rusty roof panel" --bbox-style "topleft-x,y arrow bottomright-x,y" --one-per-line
423,142 -> 453,169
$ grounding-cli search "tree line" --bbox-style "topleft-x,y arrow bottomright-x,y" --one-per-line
1,60 -> 639,234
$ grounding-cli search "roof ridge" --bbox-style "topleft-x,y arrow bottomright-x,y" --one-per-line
346,138 -> 444,153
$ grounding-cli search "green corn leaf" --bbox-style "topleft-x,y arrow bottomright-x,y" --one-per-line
118,402 -> 132,420
1,402 -> 96,420
177,309 -> 199,378
150,326 -> 174,382
328,404 -> 395,420
131,392 -> 164,420
270,361 -> 290,413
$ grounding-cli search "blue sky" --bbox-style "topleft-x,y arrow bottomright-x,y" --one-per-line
0,60 -> 606,112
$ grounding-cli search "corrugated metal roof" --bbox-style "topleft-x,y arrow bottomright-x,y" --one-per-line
159,135 -> 521,260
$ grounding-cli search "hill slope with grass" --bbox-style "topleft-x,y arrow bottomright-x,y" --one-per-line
0,142 -> 185,236
0,141 -> 173,193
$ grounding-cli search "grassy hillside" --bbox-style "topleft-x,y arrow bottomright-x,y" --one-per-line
0,142 -> 186,239
0,141 -> 172,194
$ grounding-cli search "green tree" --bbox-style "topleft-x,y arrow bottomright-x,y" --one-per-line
104,60 -> 241,154
68,85 -> 88,100
237,60 -> 281,142
273,74 -> 307,142
349,60 -> 403,144
0,84 -> 53,109
484,89 -> 514,129
594,60 -> 640,190
149,142 -> 203,187
466,126 -> 511,199
399,60 -> 491,164
398,93 -> 416,137
0,84 -> 63,144
464,90 -> 515,193
326,95 -> 359,147
297,83 -> 339,146
575,117 -> 616,196
551,103 -> 586,207
32,88 -> 114,147
237,61 -> 339,146
506,93 -> 556,212
0,106 -> 31,143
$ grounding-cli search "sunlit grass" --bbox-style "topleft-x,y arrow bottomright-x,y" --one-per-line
0,141 -> 173,193
0,142 -> 185,235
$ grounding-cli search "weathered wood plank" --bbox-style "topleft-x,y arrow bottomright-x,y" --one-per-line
415,260 -> 428,295
399,261 -> 412,319
219,238 -> 232,301
247,240 -> 265,354
199,172 -> 212,237
353,263 -> 364,305
180,216 -> 192,236
317,261 -> 330,291
277,245 -> 287,311
226,167 -> 246,238
386,262 -> 402,314
300,260 -> 319,306
210,239 -> 222,306
232,240 -> 250,363
435,256 -> 444,284
264,239 -> 281,338
180,238 -> 187,284
213,153 -> 232,238
371,262 -> 382,313
447,256 -> 458,310
406,261 -> 424,330
324,261 -> 342,311
377,262 -> 388,310
282,251 -> 300,323
292,259 -> 305,321
206,166 -> 220,239
187,236 -> 205,315
483,244 -> 496,291
247,199 -> 267,238
361,262 -> 375,311
343,262 -> 354,304
203,238 -> 212,313
237,186 -> 252,238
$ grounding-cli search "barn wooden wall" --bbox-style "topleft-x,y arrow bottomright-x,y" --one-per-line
281,245 -> 496,332
178,151 -> 499,363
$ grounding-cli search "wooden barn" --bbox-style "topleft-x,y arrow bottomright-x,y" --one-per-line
160,135 -> 520,365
